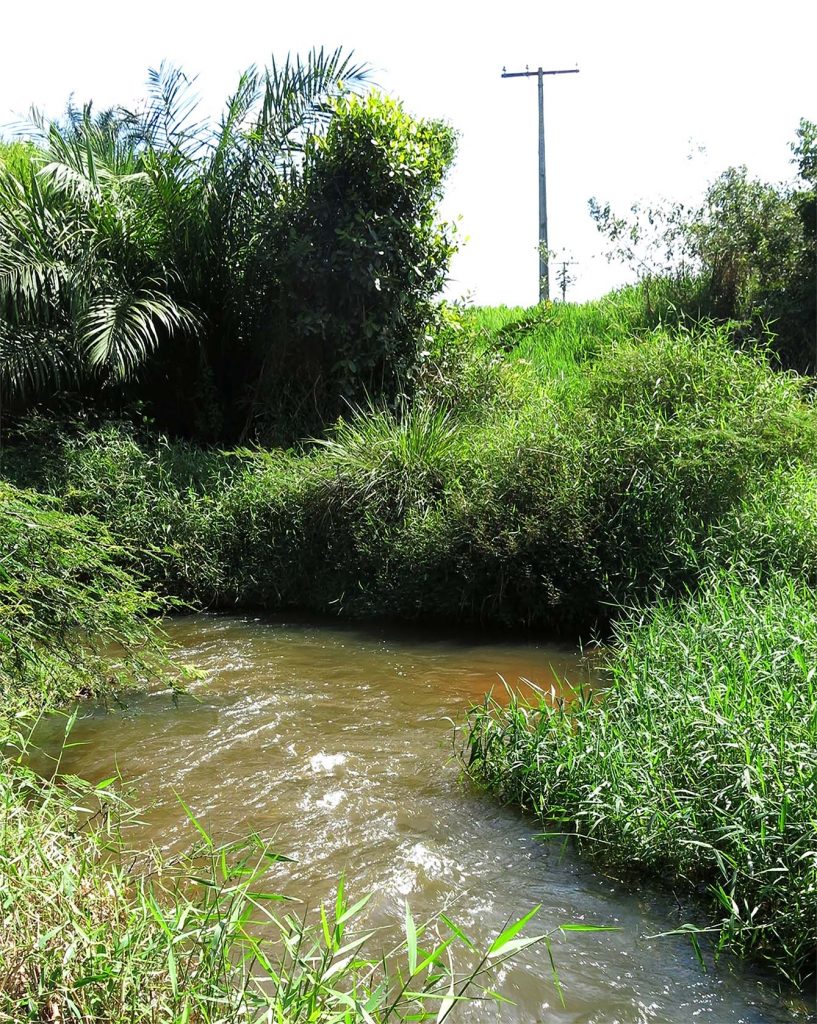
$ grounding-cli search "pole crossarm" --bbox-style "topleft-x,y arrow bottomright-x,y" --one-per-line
501,68 -> 578,78
501,64 -> 579,302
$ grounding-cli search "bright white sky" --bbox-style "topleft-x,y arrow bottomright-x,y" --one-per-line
1,0 -> 814,304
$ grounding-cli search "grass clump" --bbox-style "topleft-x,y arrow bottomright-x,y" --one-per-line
465,570 -> 817,983
0,766 -> 203,1022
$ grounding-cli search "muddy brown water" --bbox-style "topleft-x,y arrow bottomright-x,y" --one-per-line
30,615 -> 811,1022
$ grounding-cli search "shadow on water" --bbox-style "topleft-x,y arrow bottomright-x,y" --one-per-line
26,614 -> 815,1023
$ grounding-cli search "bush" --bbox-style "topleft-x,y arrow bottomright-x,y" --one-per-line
571,325 -> 817,604
252,92 -> 457,434
590,121 -> 817,371
0,481 -> 170,715
60,427 -> 233,602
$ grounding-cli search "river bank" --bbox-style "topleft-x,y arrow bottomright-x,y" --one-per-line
1,294 -> 816,1011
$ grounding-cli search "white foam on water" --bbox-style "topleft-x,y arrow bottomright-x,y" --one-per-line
317,790 -> 345,810
309,752 -> 347,773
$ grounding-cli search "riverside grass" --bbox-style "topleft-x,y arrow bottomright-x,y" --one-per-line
12,311 -> 816,628
1,758 -> 554,1024
3,290 -> 817,986
465,571 -> 817,984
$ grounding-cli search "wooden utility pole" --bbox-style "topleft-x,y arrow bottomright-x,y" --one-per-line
501,65 -> 579,302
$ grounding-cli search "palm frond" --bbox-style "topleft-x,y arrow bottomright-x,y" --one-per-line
0,49 -> 379,416
78,284 -> 199,379
0,171 -> 80,322
256,46 -> 371,160
207,68 -> 263,184
0,320 -> 79,400
137,62 -> 209,164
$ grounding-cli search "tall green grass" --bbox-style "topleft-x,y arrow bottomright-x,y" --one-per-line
8,317 -> 814,631
465,570 -> 817,983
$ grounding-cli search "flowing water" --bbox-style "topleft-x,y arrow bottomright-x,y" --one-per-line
31,615 -> 811,1023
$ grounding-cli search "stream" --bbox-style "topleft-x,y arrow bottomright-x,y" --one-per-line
30,615 -> 811,1023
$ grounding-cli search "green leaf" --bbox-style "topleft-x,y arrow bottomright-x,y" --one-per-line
405,901 -> 418,975
487,905 -> 540,956
559,923 -> 622,932
173,789 -> 213,848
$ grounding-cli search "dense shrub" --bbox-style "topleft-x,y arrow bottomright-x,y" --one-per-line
0,57 -> 457,444
11,316 -> 816,635
571,326 -> 817,603
256,93 -> 457,428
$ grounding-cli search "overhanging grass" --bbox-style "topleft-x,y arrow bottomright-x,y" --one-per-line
1,755 -> 552,1022
0,482 -> 172,715
7,319 -> 815,631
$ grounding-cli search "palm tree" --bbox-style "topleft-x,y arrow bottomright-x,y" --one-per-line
0,48 -> 371,423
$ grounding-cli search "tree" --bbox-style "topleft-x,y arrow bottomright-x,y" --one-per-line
234,92 -> 457,439
589,121 -> 816,370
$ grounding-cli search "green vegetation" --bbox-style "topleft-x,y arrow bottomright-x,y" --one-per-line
0,482 -> 169,714
7,319 -> 814,631
0,53 -> 455,443
2,756 -> 556,1022
3,296 -> 816,991
0,58 -> 815,1010
590,117 -> 817,372
466,571 -> 817,981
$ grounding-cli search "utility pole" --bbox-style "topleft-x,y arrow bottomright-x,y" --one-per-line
556,258 -> 577,302
501,64 -> 579,302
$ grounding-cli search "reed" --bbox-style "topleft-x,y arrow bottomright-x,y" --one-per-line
0,751 -> 558,1022
465,570 -> 817,983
